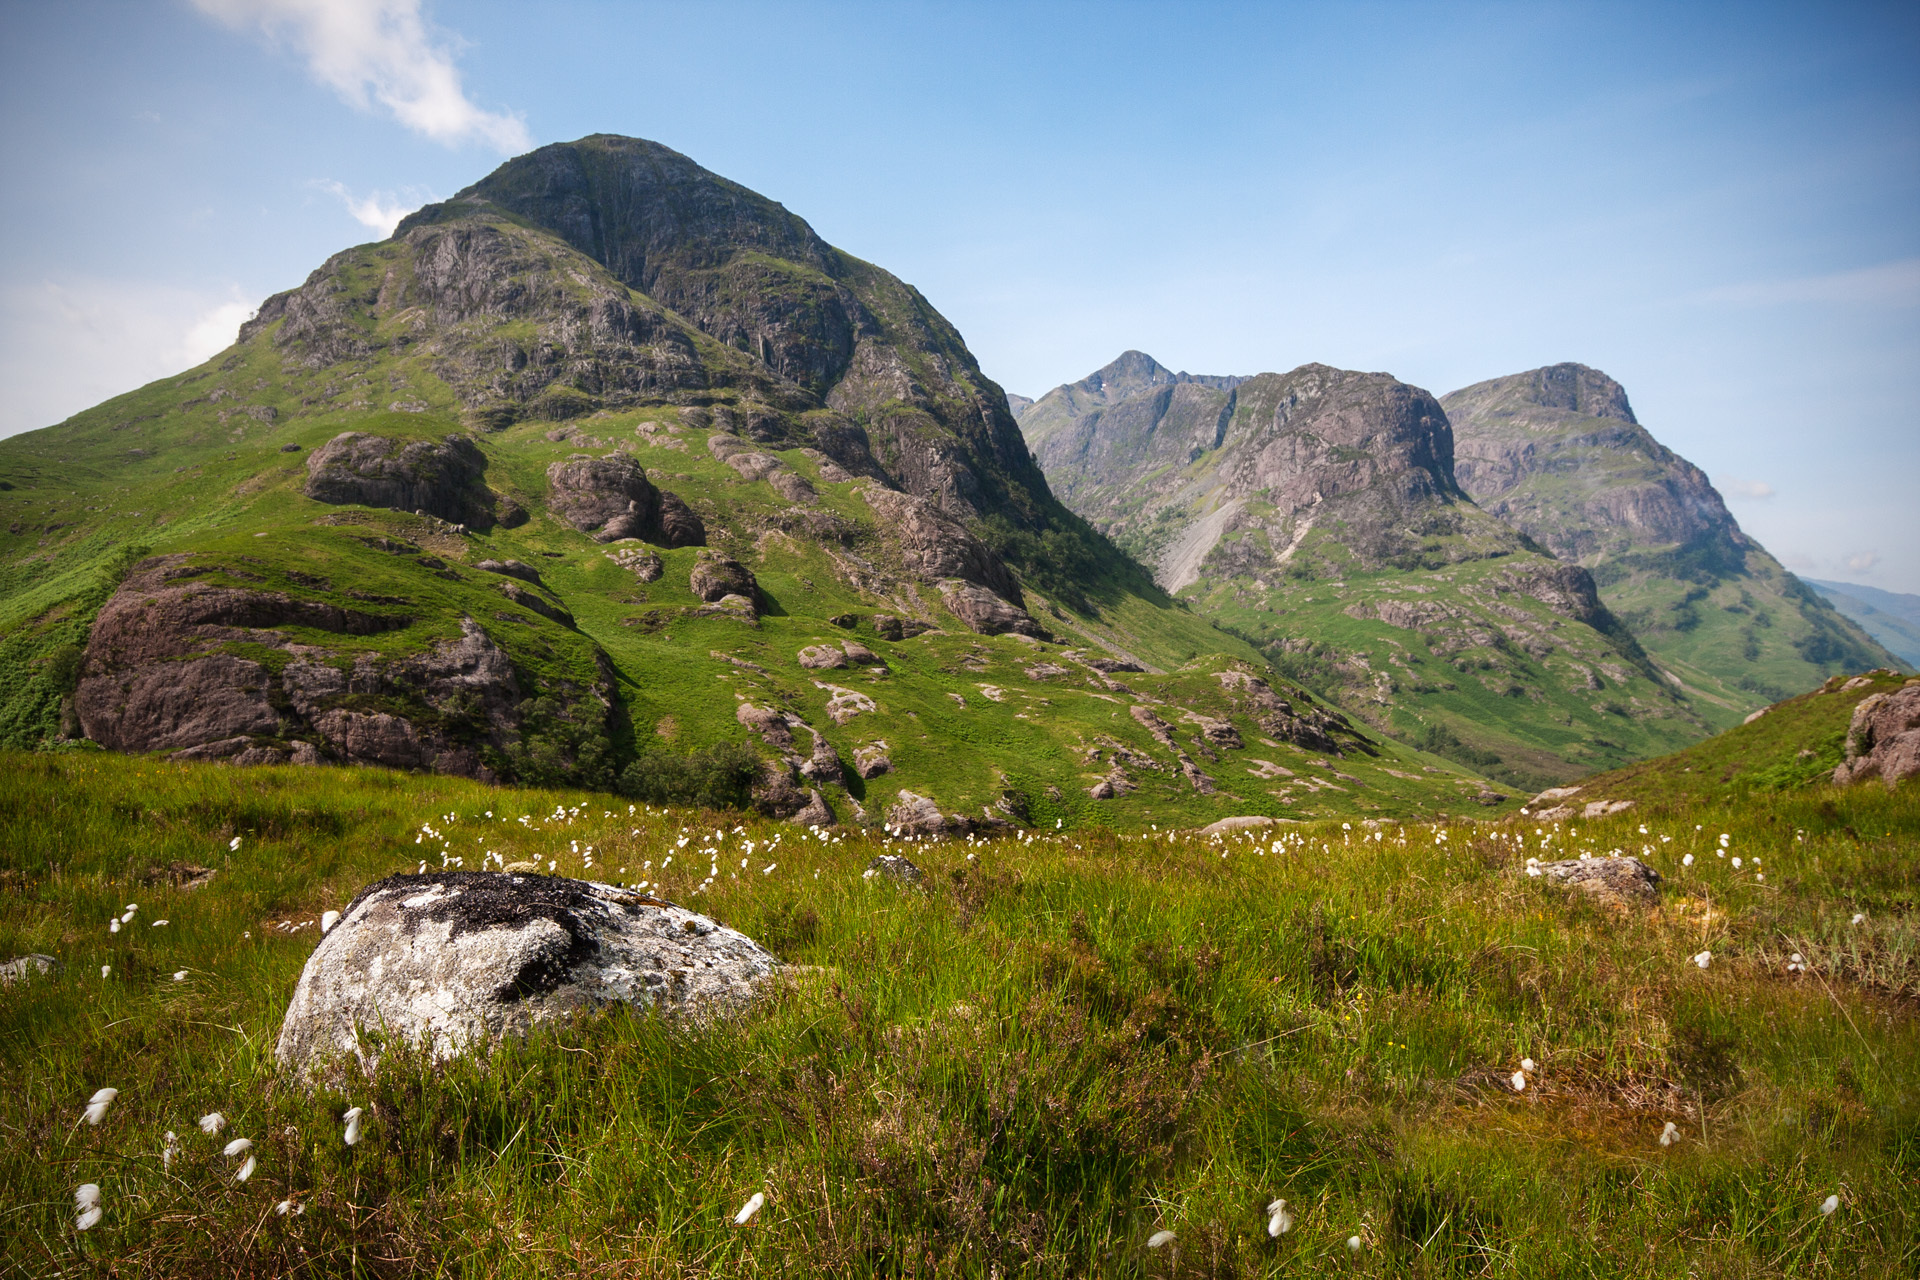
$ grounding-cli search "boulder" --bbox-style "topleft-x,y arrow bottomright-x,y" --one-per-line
546,454 -> 660,543
859,486 -> 1021,598
304,432 -> 498,527
864,854 -> 924,885
1530,856 -> 1661,909
1833,681 -> 1920,788
872,614 -> 933,641
853,743 -> 892,779
0,954 -> 58,986
798,644 -> 848,670
690,551 -> 757,604
840,640 -> 884,666
815,682 -> 877,725
792,789 -> 834,827
477,559 -> 544,585
887,791 -> 948,835
274,871 -> 778,1076
938,582 -> 1044,638
800,733 -> 844,786
494,579 -> 574,626
605,545 -> 664,582
1025,663 -> 1071,681
1087,658 -> 1145,674
657,492 -> 706,547
1199,815 -> 1279,838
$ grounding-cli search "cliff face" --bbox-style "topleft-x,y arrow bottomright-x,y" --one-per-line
1021,354 -> 1698,788
1443,365 -> 1897,720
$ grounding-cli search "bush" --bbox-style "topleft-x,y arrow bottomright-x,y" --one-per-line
617,740 -> 760,810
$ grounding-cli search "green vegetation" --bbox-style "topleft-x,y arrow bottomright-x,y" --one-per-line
2,743 -> 1914,1276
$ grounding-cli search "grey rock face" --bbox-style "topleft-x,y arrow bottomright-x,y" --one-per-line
546,454 -> 661,543
690,551 -> 757,604
798,644 -> 848,670
1834,681 -> 1920,788
477,559 -> 544,584
859,486 -> 1020,600
0,954 -> 58,986
853,743 -> 892,779
305,433 -> 497,527
887,790 -> 949,835
274,871 -> 778,1077
865,854 -> 924,885
938,582 -> 1044,638
1532,856 -> 1662,908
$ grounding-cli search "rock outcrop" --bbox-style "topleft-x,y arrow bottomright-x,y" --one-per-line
305,432 -> 499,527
689,551 -> 757,604
1833,681 -> 1920,787
546,454 -> 703,546
274,871 -> 777,1076
1530,856 -> 1661,909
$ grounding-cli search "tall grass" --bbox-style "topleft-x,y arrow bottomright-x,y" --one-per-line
0,750 -> 1914,1276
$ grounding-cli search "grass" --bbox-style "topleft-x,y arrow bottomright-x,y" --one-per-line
1,749 -> 1914,1276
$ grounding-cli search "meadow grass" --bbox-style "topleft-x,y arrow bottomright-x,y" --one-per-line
0,749 -> 1914,1276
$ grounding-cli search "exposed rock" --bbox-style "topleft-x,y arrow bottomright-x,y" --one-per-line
800,733 -> 844,786
1087,658 -> 1145,674
735,703 -> 798,750
546,454 -> 660,542
604,545 -> 663,582
1199,815 -> 1279,838
1088,779 -> 1116,800
872,614 -> 933,641
864,854 -> 924,885
859,487 -> 1020,598
1531,856 -> 1661,909
495,579 -> 574,626
273,871 -> 777,1076
657,492 -> 706,546
1581,800 -> 1634,818
1833,681 -> 1920,788
690,551 -> 757,604
840,640 -> 884,666
141,862 -> 216,891
751,760 -> 812,818
798,644 -> 848,670
771,471 -> 817,505
477,559 -> 543,585
816,682 -> 877,725
1529,786 -> 1582,808
305,432 -> 498,528
887,790 -> 949,836
1187,715 -> 1243,749
938,582 -> 1044,638
1742,705 -> 1771,725
1130,705 -> 1216,793
1025,663 -> 1071,681
0,954 -> 58,986
853,742 -> 892,779
792,789 -> 834,827
1212,670 -> 1348,754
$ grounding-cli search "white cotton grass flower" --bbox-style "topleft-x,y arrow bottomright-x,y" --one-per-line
1520,1058 -> 1536,1073
101,965 -> 111,979
76,1183 -> 103,1230
163,1131 -> 180,1169
342,1106 -> 364,1146
199,1111 -> 226,1135
1511,1071 -> 1527,1092
236,1154 -> 257,1182
734,1191 -> 766,1224
230,837 -> 242,851
172,970 -> 188,982
109,919 -> 120,934
1267,1197 -> 1293,1236
321,910 -> 340,934
1660,1121 -> 1680,1147
1682,853 -> 1694,866
1146,1229 -> 1176,1249
1694,951 -> 1712,969
1347,1235 -> 1363,1252
1820,1193 -> 1839,1215
82,1087 -> 119,1126
275,1198 -> 295,1216
1851,913 -> 1866,925
223,1137 -> 252,1158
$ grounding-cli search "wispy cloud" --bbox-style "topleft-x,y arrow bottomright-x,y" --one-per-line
191,0 -> 530,152
1845,551 -> 1881,574
1694,258 -> 1920,308
1717,476 -> 1776,501
0,279 -> 258,439
313,180 -> 427,236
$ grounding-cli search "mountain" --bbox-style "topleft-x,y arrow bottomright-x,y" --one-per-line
1442,365 -> 1897,719
0,136 -> 1501,827
1805,579 -> 1920,669
1018,353 -> 1709,789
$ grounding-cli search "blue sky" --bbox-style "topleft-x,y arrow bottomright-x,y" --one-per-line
2,0 -> 1915,590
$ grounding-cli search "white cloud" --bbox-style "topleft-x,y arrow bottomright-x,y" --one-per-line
192,0 -> 530,153
1717,477 -> 1775,501
0,279 -> 260,439
314,179 -> 425,236
1695,258 -> 1920,308
1845,551 -> 1881,573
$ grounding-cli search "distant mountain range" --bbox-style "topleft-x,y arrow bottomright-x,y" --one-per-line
1015,352 -> 1895,787
1805,579 -> 1920,668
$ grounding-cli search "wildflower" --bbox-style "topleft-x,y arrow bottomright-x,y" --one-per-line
1694,951 -> 1712,969
1267,1198 -> 1293,1236
321,911 -> 340,934
83,1087 -> 119,1125
76,1183 -> 103,1230
1789,952 -> 1805,973
109,919 -> 121,934
172,970 -> 188,982
1511,1071 -> 1527,1092
1731,857 -> 1742,869
343,1106 -> 363,1146
163,1130 -> 180,1168
101,965 -> 111,979
236,1154 -> 257,1182
200,1112 -> 226,1134
1682,853 -> 1693,866
230,837 -> 242,851
1521,1058 -> 1536,1072
1147,1230 -> 1176,1249
1659,1121 -> 1679,1147
1851,913 -> 1866,925
1348,1235 -> 1363,1252
151,919 -> 168,927
763,864 -> 776,875
1820,1194 -> 1839,1215
275,1199 -> 295,1216
734,1191 -> 766,1224
223,1137 -> 252,1158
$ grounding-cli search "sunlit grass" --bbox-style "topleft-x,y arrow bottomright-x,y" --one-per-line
0,749 -> 1914,1276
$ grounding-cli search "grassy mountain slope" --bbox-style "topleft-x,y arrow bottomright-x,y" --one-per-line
2,742 -> 1913,1273
1442,365 -> 1896,722
0,138 -> 1491,826
1019,355 -> 1707,790
1806,579 -> 1920,669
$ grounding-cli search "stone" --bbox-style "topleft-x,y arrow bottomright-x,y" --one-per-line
815,683 -> 877,725
938,582 -> 1044,638
858,486 -> 1021,598
0,954 -> 58,986
800,733 -> 844,786
1529,786 -> 1583,807
1025,663 -> 1071,681
477,559 -> 543,584
1833,682 -> 1920,788
887,791 -> 949,836
1532,856 -> 1661,908
657,492 -> 706,547
273,871 -> 778,1077
1087,658 -> 1145,674
871,614 -> 933,641
690,551 -> 757,604
604,545 -> 664,582
792,789 -> 833,827
1580,799 -> 1634,818
1088,779 -> 1115,800
853,742 -> 892,779
735,703 -> 798,750
840,640 -> 884,666
494,579 -> 574,626
546,454 -> 660,543
304,432 -> 498,527
1199,815 -> 1279,838
797,644 -> 848,670
865,854 -> 924,885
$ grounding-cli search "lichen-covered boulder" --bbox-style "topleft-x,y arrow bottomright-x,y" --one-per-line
1833,681 -> 1920,788
690,551 -> 757,603
274,872 -> 778,1077
546,454 -> 661,542
304,432 -> 498,527
1530,856 -> 1661,909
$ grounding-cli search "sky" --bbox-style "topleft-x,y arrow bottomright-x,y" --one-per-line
1,0 -> 1915,591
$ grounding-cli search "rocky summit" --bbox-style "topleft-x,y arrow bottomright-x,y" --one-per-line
1018,352 -> 1718,788
1443,364 -> 1893,722
0,137 -> 1510,827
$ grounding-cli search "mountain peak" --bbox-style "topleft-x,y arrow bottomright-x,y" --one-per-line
1505,363 -> 1638,424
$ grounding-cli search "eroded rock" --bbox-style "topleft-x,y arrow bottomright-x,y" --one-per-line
690,551 -> 757,604
938,582 -> 1044,638
274,871 -> 777,1077
305,432 -> 498,527
1833,681 -> 1920,788
1531,856 -> 1661,909
865,854 -> 923,885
